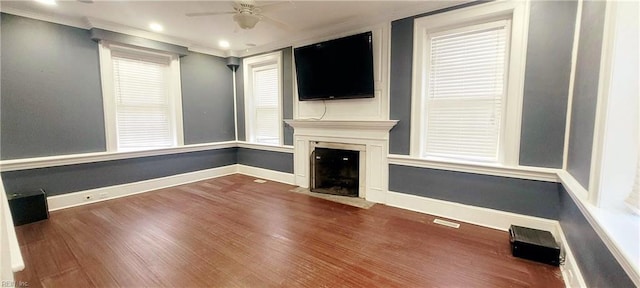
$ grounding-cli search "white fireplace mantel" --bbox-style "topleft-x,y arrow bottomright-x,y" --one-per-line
284,119 -> 398,203
284,120 -> 398,131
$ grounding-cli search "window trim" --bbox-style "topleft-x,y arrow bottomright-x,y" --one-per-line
98,41 -> 184,152
242,51 -> 284,146
579,0 -> 640,282
410,0 -> 529,167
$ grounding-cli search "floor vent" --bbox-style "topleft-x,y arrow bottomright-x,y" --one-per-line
433,219 -> 460,229
253,179 -> 267,183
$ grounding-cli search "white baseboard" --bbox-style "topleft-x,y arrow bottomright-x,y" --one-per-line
386,190 -> 585,288
47,164 -> 295,211
236,164 -> 295,185
386,191 -> 559,235
556,225 -> 587,288
47,165 -> 237,211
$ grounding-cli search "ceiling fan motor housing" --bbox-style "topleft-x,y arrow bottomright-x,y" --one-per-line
233,0 -> 261,29
235,0 -> 259,14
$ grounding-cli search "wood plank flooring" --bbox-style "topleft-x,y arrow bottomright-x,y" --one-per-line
13,174 -> 564,287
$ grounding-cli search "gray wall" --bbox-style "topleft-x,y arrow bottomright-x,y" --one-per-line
0,13 -> 106,159
236,47 -> 294,145
388,1 -> 574,170
1,13 -> 238,160
559,185 -> 635,287
389,165 -> 559,219
388,17 -> 414,155
566,0 -> 607,188
1,14 -> 247,198
282,48 -> 294,146
181,52 -> 235,144
1,148 -> 237,196
236,58 -> 246,141
237,148 -> 293,173
519,1 -> 577,168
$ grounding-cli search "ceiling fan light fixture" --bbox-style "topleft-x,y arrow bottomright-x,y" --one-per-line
233,13 -> 260,29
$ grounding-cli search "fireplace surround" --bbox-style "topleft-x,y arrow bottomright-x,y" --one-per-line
284,119 -> 397,203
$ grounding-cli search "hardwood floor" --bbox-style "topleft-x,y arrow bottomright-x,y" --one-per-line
14,174 -> 564,287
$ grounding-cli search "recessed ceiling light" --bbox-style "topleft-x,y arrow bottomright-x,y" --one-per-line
35,0 -> 57,6
149,22 -> 163,32
219,40 -> 230,49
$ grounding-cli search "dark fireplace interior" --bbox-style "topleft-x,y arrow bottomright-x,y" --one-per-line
311,147 -> 359,197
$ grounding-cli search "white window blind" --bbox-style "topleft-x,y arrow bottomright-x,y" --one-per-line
424,21 -> 509,162
112,53 -> 174,150
252,66 -> 279,145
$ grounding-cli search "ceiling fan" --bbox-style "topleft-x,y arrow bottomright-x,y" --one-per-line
185,0 -> 291,30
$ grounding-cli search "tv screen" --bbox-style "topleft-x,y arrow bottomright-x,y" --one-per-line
294,31 -> 374,101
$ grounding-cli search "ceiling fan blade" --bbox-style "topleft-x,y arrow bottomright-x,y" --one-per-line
256,1 -> 294,13
185,11 -> 235,17
261,15 -> 292,31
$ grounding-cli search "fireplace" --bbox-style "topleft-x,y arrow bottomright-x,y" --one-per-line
311,147 -> 360,197
284,119 -> 398,203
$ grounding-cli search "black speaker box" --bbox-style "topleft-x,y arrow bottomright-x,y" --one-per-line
8,189 -> 49,226
509,225 -> 560,266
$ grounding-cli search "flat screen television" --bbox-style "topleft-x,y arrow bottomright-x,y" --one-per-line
294,31 -> 374,101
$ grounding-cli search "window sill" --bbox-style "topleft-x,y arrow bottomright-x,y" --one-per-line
0,141 -> 237,172
237,142 -> 294,153
589,204 -> 639,273
388,154 -> 560,182
558,171 -> 640,285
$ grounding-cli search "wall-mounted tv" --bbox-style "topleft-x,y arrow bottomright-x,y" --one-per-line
294,31 -> 374,101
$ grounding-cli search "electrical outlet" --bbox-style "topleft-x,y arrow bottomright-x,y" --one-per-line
99,192 -> 109,199
84,194 -> 94,201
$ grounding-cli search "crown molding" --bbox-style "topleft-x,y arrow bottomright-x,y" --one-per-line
86,17 -> 229,58
0,6 -> 90,29
188,45 -> 228,58
234,0 -> 470,57
0,8 -> 229,58
2,1 -> 470,59
86,17 -> 190,46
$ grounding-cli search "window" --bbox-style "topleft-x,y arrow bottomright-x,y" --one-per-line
591,0 -> 639,212
98,42 -> 183,151
569,1 -> 640,276
411,1 -> 527,166
425,21 -> 509,162
243,51 -> 283,145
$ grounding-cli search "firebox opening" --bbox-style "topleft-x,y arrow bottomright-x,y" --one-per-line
311,147 -> 359,197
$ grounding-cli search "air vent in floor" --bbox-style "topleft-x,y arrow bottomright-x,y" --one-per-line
433,218 -> 461,228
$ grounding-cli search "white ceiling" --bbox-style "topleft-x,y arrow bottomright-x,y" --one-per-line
0,0 -> 468,57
